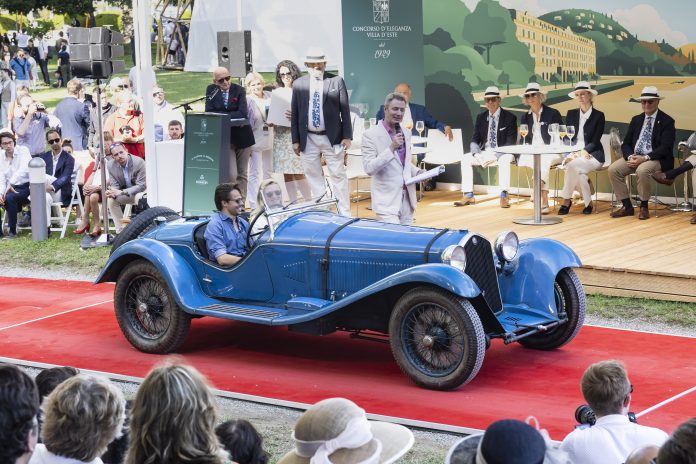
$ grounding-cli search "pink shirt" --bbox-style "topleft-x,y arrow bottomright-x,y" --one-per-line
382,120 -> 406,166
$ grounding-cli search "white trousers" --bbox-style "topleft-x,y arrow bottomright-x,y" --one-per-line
460,152 -> 513,193
377,190 -> 414,225
518,153 -> 562,191
247,147 -> 273,209
560,156 -> 602,206
301,133 -> 351,217
108,192 -> 145,232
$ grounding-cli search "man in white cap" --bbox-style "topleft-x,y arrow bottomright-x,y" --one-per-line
608,86 -> 675,220
290,48 -> 353,217
455,86 -> 517,207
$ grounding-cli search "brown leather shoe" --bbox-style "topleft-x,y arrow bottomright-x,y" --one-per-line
610,207 -> 635,218
639,207 -> 650,220
691,214 -> 696,224
652,172 -> 674,186
454,196 -> 475,206
500,196 -> 510,208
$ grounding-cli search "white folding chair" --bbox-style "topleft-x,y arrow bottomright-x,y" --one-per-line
419,128 -> 464,199
50,165 -> 84,238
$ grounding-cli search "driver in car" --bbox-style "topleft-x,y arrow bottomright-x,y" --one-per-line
204,183 -> 250,266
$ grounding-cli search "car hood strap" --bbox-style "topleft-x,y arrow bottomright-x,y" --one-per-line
424,228 -> 449,263
322,218 -> 360,299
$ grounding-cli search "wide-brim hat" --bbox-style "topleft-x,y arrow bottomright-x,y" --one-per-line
484,86 -> 501,98
568,81 -> 598,99
636,85 -> 664,100
304,47 -> 328,64
445,420 -> 546,464
277,398 -> 414,464
521,82 -> 544,97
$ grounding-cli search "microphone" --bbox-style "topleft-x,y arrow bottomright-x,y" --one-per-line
207,87 -> 220,101
394,122 -> 401,134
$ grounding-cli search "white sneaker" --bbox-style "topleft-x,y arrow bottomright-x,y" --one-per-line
541,205 -> 550,214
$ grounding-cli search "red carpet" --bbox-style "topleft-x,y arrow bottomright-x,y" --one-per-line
1,277 -> 694,439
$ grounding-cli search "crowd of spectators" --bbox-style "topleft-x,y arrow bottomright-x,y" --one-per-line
2,358 -> 694,464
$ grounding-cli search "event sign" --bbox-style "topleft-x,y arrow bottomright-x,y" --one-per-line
342,0 -> 424,118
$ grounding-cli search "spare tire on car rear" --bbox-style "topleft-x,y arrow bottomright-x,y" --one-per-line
110,206 -> 180,255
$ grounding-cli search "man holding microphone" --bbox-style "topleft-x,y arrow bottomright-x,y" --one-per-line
362,92 -> 424,225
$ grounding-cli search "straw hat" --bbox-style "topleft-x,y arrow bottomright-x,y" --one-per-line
484,86 -> 501,98
445,420 -> 546,464
277,398 -> 414,464
568,81 -> 598,99
520,82 -> 544,97
635,86 -> 664,100
304,48 -> 328,64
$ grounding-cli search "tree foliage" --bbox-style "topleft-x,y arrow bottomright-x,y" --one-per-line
0,0 -> 38,15
44,0 -> 94,17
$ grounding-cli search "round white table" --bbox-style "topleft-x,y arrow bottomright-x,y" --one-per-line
496,143 -> 584,225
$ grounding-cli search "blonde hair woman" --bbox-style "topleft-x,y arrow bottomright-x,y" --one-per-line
103,91 -> 145,158
245,71 -> 274,210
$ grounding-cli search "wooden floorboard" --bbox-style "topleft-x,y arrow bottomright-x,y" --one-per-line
350,190 -> 696,301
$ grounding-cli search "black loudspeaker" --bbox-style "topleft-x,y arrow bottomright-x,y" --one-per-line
69,27 -> 124,79
217,31 -> 252,77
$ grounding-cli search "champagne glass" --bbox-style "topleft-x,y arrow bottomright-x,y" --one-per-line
567,126 -> 576,146
559,124 -> 568,145
548,123 -> 558,146
415,120 -> 425,137
519,124 -> 529,145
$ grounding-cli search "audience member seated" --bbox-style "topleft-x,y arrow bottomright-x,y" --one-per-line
204,182 -> 251,266
39,129 -> 76,213
34,366 -> 79,441
250,179 -> 284,236
277,397 -> 414,464
446,418 -> 560,464
29,374 -> 125,464
216,419 -> 269,464
609,86 -> 675,220
652,145 -> 696,224
100,399 -> 132,464
560,360 -> 668,464
518,82 -> 563,214
53,79 -> 89,151
625,445 -> 660,464
103,91 -> 145,159
0,130 -> 31,239
152,85 -> 184,142
105,142 -> 146,234
167,119 -> 183,140
455,86 -> 517,208
656,418 -> 696,464
0,363 -> 40,464
125,361 -> 229,464
75,132 -> 114,237
558,81 -> 606,215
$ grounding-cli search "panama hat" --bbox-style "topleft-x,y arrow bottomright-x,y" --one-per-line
277,398 -> 414,464
568,81 -> 598,99
636,86 -> 664,100
521,82 -> 544,97
445,419 -> 546,464
484,86 -> 501,98
304,47 -> 328,64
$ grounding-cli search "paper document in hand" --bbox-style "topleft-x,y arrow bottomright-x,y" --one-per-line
406,165 -> 445,185
267,87 -> 292,127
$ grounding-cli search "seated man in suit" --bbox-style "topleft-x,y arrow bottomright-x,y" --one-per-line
105,142 -> 146,234
362,92 -> 424,225
40,129 -> 76,211
375,82 -> 453,150
0,131 -> 32,239
652,142 -> 696,224
455,86 -> 517,207
204,182 -> 250,266
608,86 -> 675,220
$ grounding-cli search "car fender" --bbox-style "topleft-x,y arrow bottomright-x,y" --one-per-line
95,239 -> 205,312
498,238 -> 582,316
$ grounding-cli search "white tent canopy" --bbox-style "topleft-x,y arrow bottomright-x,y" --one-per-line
184,0 -> 343,73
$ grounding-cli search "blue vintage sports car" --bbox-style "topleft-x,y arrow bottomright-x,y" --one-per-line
96,198 -> 585,390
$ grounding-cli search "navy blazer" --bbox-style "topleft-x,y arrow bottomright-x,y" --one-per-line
204,83 -> 255,149
519,104 -> 563,145
471,108 -> 517,149
291,72 -> 353,152
621,110 -> 676,172
39,150 -> 75,206
565,108 -> 606,164
375,102 -> 446,135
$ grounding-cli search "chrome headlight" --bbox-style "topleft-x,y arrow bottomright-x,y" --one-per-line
494,231 -> 519,262
441,245 -> 466,271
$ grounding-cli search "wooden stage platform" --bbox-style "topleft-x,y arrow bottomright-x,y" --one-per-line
350,190 -> 696,302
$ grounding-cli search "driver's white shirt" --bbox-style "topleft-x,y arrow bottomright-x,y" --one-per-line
560,414 -> 668,464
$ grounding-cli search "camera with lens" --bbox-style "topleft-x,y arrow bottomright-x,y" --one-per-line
575,405 -> 638,426
35,103 -> 46,111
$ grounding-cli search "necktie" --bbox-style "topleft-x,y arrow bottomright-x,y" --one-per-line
311,87 -> 321,129
487,115 -> 497,148
123,165 -> 132,188
636,116 -> 653,155
223,91 -> 229,107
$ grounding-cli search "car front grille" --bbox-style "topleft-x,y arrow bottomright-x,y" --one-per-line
463,235 -> 503,313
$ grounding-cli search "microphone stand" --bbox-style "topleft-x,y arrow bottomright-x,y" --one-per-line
174,95 -> 206,118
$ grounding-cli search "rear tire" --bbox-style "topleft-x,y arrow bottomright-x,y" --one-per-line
518,268 -> 586,350
389,287 -> 486,390
114,259 -> 191,353
110,206 -> 180,255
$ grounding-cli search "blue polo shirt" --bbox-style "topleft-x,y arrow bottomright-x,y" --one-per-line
204,212 -> 250,260
10,57 -> 30,80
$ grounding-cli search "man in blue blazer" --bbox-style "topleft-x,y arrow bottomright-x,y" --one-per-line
39,129 -> 75,208
375,82 -> 453,142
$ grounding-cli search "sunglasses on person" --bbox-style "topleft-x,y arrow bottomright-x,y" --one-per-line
641,99 -> 657,104
48,138 -> 61,145
109,142 -> 125,151
484,97 -> 499,103
216,75 -> 231,84
279,72 -> 292,77
152,91 -> 164,97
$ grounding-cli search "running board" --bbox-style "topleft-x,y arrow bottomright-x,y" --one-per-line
195,303 -> 284,324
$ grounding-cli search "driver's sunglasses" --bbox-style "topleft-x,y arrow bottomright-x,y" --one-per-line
216,76 -> 231,84
226,197 -> 244,203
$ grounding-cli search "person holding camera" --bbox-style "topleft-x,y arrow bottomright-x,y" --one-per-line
13,95 -> 54,156
560,360 -> 668,464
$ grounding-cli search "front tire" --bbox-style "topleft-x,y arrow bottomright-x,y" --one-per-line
518,268 -> 586,350
114,259 -> 191,353
389,287 -> 486,390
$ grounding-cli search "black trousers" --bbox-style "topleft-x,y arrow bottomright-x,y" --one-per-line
38,58 -> 50,84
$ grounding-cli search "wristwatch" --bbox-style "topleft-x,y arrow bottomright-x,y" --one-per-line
644,155 -> 650,161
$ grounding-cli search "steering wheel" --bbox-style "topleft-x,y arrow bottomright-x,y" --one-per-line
246,211 -> 268,249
